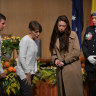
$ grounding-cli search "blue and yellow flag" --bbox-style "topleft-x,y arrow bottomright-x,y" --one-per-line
90,0 -> 96,25
91,0 -> 96,13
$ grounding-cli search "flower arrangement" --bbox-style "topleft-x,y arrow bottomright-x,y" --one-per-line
1,59 -> 20,96
1,36 -> 21,96
81,68 -> 87,82
32,61 -> 56,86
1,36 -> 21,60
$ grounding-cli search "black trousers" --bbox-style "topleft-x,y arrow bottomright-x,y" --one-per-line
87,80 -> 96,96
0,79 -> 3,96
18,75 -> 34,96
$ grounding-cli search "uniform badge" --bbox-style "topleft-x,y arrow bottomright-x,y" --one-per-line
85,32 -> 92,40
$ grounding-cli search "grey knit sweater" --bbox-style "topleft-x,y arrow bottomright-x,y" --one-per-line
16,35 -> 38,80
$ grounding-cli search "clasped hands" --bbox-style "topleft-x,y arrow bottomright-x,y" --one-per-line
87,55 -> 96,65
55,59 -> 64,67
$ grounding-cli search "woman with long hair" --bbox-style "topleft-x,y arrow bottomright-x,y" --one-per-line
49,15 -> 84,96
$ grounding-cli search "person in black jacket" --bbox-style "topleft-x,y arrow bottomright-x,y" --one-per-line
82,11 -> 96,96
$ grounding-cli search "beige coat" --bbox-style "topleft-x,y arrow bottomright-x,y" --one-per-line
52,31 -> 84,96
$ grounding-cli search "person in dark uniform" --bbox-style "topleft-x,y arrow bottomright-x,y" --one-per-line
82,11 -> 96,96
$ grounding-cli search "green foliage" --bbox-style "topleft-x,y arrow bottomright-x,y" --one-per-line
1,36 -> 21,58
3,73 -> 20,96
32,62 -> 56,86
1,36 -> 21,96
81,68 -> 87,82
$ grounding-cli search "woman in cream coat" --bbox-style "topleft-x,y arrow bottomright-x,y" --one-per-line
49,15 -> 84,96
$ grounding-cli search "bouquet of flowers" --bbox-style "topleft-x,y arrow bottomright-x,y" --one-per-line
1,36 -> 21,60
32,60 -> 56,86
1,36 -> 21,95
1,59 -> 20,95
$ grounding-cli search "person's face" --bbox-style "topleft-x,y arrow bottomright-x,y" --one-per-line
57,21 -> 67,33
92,16 -> 96,26
31,30 -> 40,39
0,19 -> 6,31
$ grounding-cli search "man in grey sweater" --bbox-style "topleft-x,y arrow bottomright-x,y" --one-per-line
0,13 -> 6,96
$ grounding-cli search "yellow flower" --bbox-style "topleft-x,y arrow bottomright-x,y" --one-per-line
2,38 -> 5,40
81,68 -> 85,74
7,38 -> 10,40
11,36 -> 15,39
11,87 -> 16,94
11,83 -> 17,87
4,37 -> 7,39
16,37 -> 20,39
5,76 -> 9,80
6,86 -> 11,95
10,75 -> 14,78
2,45 -> 4,48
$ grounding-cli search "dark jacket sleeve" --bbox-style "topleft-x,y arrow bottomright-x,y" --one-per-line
82,27 -> 90,59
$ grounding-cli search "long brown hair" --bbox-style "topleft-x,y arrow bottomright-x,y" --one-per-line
49,15 -> 71,54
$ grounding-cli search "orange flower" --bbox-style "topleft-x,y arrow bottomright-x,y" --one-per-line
8,67 -> 13,72
4,61 -> 10,68
81,63 -> 85,68
13,68 -> 16,72
79,57 -> 85,63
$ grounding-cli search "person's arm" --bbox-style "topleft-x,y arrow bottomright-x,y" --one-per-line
0,63 -> 6,78
0,64 -> 4,74
19,38 -> 30,74
82,28 -> 90,59
0,38 -> 6,78
34,61 -> 37,73
0,63 -> 4,78
64,32 -> 80,64
51,48 -> 59,65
